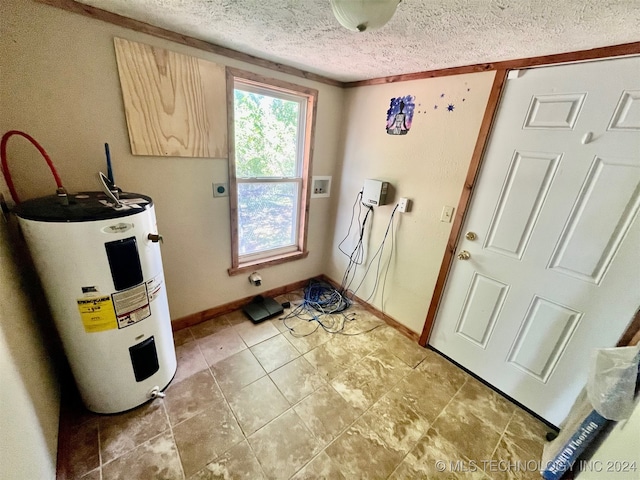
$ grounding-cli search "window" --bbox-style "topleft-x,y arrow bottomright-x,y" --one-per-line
226,68 -> 318,275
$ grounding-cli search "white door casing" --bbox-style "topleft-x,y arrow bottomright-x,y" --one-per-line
429,57 -> 640,426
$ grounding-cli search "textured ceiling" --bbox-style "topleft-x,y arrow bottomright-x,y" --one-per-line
76,0 -> 640,82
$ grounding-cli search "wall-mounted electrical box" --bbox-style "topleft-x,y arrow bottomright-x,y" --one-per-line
311,176 -> 332,198
362,179 -> 389,206
213,182 -> 228,197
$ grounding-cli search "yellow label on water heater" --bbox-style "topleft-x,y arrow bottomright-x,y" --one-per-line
77,296 -> 118,333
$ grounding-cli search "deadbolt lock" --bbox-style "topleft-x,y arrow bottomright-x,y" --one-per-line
457,250 -> 471,260
465,232 -> 477,241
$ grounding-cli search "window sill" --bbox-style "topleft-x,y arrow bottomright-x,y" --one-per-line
228,250 -> 309,276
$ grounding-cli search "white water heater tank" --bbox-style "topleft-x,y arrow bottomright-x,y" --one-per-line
15,191 -> 177,413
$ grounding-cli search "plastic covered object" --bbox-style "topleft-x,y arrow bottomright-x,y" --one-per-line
587,345 -> 640,421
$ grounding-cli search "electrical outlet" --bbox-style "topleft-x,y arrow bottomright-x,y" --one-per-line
441,205 -> 454,223
398,197 -> 411,213
213,183 -> 228,197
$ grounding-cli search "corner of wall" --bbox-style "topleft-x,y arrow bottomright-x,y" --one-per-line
0,218 -> 61,479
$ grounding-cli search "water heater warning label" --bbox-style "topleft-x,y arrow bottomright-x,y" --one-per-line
77,296 -> 118,333
112,283 -> 151,328
146,274 -> 164,302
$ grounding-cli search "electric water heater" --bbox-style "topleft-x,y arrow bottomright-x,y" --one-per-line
15,191 -> 177,414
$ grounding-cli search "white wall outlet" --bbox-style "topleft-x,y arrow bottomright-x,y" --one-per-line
398,197 -> 411,213
213,183 -> 228,197
441,205 -> 454,222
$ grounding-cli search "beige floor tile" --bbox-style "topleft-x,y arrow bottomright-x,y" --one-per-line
267,315 -> 290,333
281,315 -> 320,335
211,349 -> 266,395
224,310 -> 248,326
416,349 -> 469,395
307,313 -> 350,333
490,437 -> 544,480
369,324 -> 402,344
380,330 -> 429,368
80,468 -> 101,480
432,397 -> 503,462
67,418 -> 100,479
358,389 -> 430,456
389,369 -> 456,422
329,330 -> 380,360
454,377 -> 516,434
99,399 -> 169,464
290,451 -> 347,480
248,409 -> 322,480
269,356 -> 326,404
293,384 -> 359,445
331,347 -> 412,412
503,408 -> 550,458
102,430 -> 183,480
389,427 -> 488,480
250,334 -> 301,372
198,327 -> 247,366
233,320 -> 280,347
173,328 -> 195,347
227,376 -> 289,435
343,307 -> 386,333
363,347 -> 414,383
164,370 -> 225,426
190,317 -> 231,340
324,421 -> 405,480
283,322 -> 333,354
173,340 -> 208,384
173,403 -> 244,477
330,363 -> 382,412
63,303 -> 535,480
189,440 -> 266,480
303,340 -> 354,380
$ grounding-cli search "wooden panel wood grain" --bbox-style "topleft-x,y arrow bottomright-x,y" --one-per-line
113,37 -> 227,157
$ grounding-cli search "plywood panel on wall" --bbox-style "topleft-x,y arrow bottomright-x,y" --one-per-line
114,37 -> 227,157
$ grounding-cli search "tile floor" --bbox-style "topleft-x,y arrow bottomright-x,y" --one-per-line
66,290 -> 550,480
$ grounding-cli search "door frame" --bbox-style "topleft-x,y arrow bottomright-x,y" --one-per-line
419,44 -> 640,347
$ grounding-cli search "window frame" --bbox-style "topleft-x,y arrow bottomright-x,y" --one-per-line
226,67 -> 318,276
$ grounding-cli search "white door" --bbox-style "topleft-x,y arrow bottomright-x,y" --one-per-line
429,56 -> 640,426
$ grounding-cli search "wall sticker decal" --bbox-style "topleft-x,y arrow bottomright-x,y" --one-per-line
386,95 -> 415,135
427,83 -> 473,115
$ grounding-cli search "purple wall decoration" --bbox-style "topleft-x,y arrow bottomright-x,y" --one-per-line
386,95 -> 415,135
426,83 -> 472,115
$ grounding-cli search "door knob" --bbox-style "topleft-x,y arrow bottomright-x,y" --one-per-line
457,250 -> 471,260
465,232 -> 477,241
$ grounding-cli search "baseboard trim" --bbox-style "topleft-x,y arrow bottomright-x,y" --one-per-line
171,277 -> 312,331
171,275 -> 420,343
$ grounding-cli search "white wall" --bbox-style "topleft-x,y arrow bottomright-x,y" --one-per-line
577,398 -> 640,479
1,0 -> 344,321
0,220 -> 60,480
326,72 -> 496,334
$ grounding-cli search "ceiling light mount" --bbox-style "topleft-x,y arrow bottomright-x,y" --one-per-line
330,0 -> 401,33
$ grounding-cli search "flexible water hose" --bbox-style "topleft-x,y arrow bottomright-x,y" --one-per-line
1,130 -> 64,204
